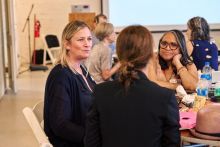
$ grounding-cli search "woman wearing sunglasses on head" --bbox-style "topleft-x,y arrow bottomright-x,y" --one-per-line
149,30 -> 198,91
186,16 -> 219,71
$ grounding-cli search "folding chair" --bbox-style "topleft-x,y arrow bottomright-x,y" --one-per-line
43,34 -> 61,65
23,101 -> 53,147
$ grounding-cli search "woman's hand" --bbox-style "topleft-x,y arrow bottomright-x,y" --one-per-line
172,54 -> 182,67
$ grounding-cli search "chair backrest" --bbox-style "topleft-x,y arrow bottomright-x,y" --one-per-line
45,35 -> 60,48
181,136 -> 220,147
33,100 -> 44,127
43,34 -> 61,65
23,101 -> 53,147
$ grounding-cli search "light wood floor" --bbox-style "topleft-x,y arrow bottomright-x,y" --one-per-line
0,67 -> 50,147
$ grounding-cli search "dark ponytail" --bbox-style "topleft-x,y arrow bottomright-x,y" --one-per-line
116,25 -> 153,92
119,62 -> 139,92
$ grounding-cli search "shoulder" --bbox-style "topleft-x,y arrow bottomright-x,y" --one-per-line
50,64 -> 70,76
97,42 -> 110,52
47,64 -> 77,83
93,81 -> 121,96
193,40 -> 217,47
91,43 -> 106,55
93,42 -> 104,49
142,79 -> 176,104
142,79 -> 177,106
150,80 -> 175,96
209,40 -> 218,49
95,80 -> 119,90
152,84 -> 177,109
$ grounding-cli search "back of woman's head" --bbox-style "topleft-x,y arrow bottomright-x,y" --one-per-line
187,16 -> 210,40
116,25 -> 153,90
58,20 -> 90,66
94,22 -> 114,41
158,30 -> 192,70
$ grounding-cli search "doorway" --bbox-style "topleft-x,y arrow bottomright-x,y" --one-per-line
0,0 -> 17,97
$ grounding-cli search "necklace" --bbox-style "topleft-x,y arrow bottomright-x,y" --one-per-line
70,64 -> 82,75
163,69 -> 174,82
67,58 -> 81,74
69,63 -> 93,92
167,73 -> 175,82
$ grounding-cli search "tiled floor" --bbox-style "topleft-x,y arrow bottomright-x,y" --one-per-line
0,67 -> 51,147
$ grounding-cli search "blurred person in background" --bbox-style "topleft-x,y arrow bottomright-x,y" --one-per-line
186,16 -> 218,71
92,14 -> 108,46
85,22 -> 120,84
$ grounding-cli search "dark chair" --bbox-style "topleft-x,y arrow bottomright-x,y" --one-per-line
43,34 -> 61,65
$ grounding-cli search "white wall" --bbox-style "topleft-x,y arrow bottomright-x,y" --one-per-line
12,0 -> 220,73
14,0 -> 101,72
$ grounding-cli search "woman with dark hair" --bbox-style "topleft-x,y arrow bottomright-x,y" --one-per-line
186,16 -> 218,70
151,30 -> 198,91
85,25 -> 180,147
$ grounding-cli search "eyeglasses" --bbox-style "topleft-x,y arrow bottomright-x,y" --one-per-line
160,41 -> 179,50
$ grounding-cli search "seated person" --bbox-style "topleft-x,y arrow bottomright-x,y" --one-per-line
186,16 -> 219,71
85,22 -> 120,84
92,13 -> 108,46
85,25 -> 180,147
92,14 -> 116,54
149,30 -> 198,91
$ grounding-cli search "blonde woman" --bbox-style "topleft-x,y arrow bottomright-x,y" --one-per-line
44,20 -> 96,147
86,22 -> 120,84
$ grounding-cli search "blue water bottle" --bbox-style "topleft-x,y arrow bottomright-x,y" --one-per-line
197,74 -> 209,99
202,62 -> 212,88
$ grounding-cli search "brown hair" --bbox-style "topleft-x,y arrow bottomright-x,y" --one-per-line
94,14 -> 107,24
187,16 -> 210,41
57,20 -> 90,67
116,25 -> 153,91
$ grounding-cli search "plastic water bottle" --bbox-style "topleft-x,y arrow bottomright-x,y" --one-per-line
202,62 -> 212,88
196,74 -> 209,99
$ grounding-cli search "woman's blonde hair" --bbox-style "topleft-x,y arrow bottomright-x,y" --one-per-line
57,20 -> 90,67
94,22 -> 114,41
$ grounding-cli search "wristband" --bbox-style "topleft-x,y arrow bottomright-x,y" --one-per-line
177,66 -> 186,75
